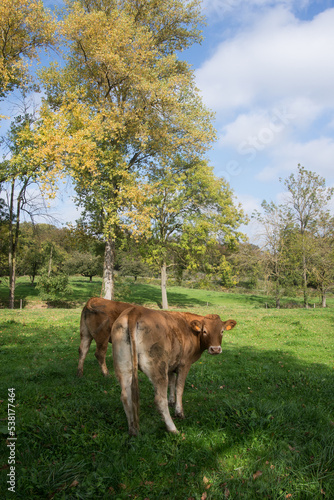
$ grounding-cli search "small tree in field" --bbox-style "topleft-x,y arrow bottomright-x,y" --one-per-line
64,251 -> 103,282
281,165 -> 334,308
228,243 -> 263,290
308,213 -> 334,307
36,272 -> 71,301
253,201 -> 293,308
138,161 -> 245,309
0,114 -> 56,307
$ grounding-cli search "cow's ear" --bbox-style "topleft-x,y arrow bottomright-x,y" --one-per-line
223,320 -> 237,331
190,320 -> 202,335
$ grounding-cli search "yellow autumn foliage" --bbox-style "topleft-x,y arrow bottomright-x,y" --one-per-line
0,0 -> 56,99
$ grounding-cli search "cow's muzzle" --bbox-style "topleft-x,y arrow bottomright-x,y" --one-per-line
208,346 -> 222,355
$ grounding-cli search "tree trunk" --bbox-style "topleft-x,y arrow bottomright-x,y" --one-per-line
8,181 -> 21,309
9,259 -> 16,309
321,288 -> 327,308
48,245 -> 53,277
103,237 -> 115,300
275,277 -> 280,309
301,234 -> 309,308
7,179 -> 27,308
302,264 -> 309,308
161,260 -> 168,310
8,182 -> 15,309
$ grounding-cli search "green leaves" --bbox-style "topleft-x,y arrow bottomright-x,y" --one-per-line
140,160 -> 246,298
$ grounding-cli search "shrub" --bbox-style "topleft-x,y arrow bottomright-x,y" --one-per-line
36,272 -> 71,300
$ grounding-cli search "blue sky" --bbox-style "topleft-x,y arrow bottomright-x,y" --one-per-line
2,0 -> 334,239
183,0 -> 334,238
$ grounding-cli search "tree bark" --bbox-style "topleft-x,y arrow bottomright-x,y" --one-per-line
302,256 -> 309,308
8,181 -> 22,309
161,260 -> 168,310
321,287 -> 327,308
103,237 -> 115,300
8,179 -> 29,308
48,245 -> 53,277
8,182 -> 15,309
301,233 -> 309,308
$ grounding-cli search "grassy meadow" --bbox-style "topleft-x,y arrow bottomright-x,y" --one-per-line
0,278 -> 334,499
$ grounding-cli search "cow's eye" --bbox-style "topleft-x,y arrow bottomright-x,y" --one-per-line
203,328 -> 208,335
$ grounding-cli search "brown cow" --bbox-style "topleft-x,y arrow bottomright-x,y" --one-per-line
77,297 -> 133,377
112,305 -> 236,435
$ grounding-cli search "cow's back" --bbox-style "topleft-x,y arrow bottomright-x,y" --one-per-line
115,306 -> 195,371
77,297 -> 134,377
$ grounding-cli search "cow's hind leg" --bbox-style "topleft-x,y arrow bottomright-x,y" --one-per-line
120,370 -> 138,436
77,318 -> 93,377
143,361 -> 179,434
95,339 -> 110,377
168,372 -> 177,406
113,323 -> 139,436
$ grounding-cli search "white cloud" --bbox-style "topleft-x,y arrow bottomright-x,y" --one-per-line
234,192 -> 263,241
196,7 -> 334,112
218,98 -> 323,158
220,110 -> 273,148
219,104 -> 297,149
236,192 -> 262,215
257,137 -> 334,182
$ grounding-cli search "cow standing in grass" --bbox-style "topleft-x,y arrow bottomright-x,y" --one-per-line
77,297 -> 133,377
112,305 -> 237,435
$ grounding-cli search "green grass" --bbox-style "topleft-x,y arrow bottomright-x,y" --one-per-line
0,283 -> 333,499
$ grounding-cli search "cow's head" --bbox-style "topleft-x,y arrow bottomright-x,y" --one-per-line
190,315 -> 237,355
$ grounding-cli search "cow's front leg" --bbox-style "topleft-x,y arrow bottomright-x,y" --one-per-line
174,364 -> 191,419
168,372 -> 177,406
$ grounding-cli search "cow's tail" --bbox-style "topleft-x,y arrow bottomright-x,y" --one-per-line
83,300 -> 110,338
128,310 -> 140,434
86,298 -> 106,314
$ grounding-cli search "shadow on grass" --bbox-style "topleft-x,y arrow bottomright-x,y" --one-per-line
123,283 -> 209,309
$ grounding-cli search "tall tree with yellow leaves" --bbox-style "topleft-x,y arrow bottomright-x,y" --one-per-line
37,0 -> 216,298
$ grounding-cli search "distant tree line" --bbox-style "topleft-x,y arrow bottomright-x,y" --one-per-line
1,163 -> 334,309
